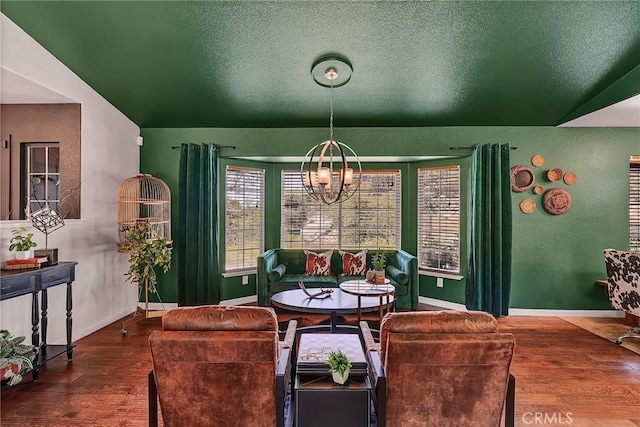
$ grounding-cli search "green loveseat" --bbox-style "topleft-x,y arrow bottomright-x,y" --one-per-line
257,249 -> 418,310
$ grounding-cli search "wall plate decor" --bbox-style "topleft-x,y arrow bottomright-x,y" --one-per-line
531,154 -> 545,167
563,172 -> 577,185
533,185 -> 544,195
510,165 -> 535,192
520,198 -> 536,214
543,188 -> 572,215
546,168 -> 563,182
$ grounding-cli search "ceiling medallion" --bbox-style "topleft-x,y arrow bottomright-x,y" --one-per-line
301,56 -> 361,205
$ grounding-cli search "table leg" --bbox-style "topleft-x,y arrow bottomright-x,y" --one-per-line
331,311 -> 337,334
357,296 -> 362,322
379,296 -> 383,323
41,288 -> 48,348
31,291 -> 40,380
66,282 -> 73,360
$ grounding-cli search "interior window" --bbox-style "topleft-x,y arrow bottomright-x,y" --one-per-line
631,157 -> 640,252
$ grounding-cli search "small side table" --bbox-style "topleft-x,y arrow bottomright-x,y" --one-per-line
339,279 -> 395,323
295,375 -> 371,427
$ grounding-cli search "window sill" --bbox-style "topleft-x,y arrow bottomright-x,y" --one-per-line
419,270 -> 464,281
222,269 -> 256,278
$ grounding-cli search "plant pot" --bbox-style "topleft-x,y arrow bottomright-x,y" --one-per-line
332,369 -> 349,385
375,270 -> 385,283
13,250 -> 31,260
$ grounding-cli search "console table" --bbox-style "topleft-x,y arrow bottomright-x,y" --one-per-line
0,261 -> 78,380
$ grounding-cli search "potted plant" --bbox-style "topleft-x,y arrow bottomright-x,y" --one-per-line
327,349 -> 352,385
0,330 -> 37,386
120,221 -> 172,297
372,251 -> 386,283
8,227 -> 38,259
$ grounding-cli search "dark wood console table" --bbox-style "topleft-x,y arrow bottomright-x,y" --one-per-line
0,261 -> 77,380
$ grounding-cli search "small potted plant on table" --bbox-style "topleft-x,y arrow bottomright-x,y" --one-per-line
371,252 -> 386,284
327,349 -> 352,385
8,227 -> 38,260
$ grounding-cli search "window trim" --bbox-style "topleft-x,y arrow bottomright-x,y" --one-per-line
630,158 -> 640,253
224,165 -> 265,273
417,164 -> 461,275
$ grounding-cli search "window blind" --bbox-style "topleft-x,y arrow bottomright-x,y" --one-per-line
225,166 -> 265,272
281,170 -> 401,250
631,161 -> 640,252
417,165 -> 460,274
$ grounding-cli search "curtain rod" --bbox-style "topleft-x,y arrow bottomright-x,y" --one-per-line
449,146 -> 518,150
170,144 -> 236,150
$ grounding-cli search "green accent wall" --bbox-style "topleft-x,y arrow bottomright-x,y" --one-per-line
141,127 -> 639,309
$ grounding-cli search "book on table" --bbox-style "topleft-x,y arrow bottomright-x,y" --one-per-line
3,257 -> 48,270
297,333 -> 368,376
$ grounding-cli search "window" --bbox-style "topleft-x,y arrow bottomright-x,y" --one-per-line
281,170 -> 401,249
225,166 -> 265,272
631,158 -> 640,252
24,143 -> 61,216
417,165 -> 460,274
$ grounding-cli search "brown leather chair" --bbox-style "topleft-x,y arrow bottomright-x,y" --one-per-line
148,305 -> 297,427
360,310 -> 515,427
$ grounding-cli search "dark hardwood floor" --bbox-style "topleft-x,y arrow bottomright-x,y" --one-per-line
2,312 -> 640,426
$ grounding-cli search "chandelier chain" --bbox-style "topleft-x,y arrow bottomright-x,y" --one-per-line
329,77 -> 334,143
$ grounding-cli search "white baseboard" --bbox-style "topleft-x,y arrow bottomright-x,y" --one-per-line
72,306 -> 138,342
220,295 -> 258,306
419,297 -> 623,317
137,296 -> 257,311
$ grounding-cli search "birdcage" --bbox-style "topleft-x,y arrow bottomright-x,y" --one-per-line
117,174 -> 171,251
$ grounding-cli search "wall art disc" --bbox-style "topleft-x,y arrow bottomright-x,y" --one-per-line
546,168 -> 563,182
543,188 -> 572,215
520,199 -> 536,214
510,165 -> 535,192
533,185 -> 544,195
563,172 -> 577,185
531,154 -> 545,167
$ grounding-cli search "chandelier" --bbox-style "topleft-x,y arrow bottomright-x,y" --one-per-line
301,56 -> 361,205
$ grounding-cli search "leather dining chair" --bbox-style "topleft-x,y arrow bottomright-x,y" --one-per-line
148,305 -> 297,427
360,310 -> 515,427
604,248 -> 640,343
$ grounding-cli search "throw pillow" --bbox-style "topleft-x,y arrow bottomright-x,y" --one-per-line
303,250 -> 333,276
339,250 -> 367,276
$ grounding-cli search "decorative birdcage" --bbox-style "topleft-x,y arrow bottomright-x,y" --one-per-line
117,174 -> 171,251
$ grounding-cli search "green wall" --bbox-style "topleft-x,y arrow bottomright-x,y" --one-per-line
140,126 -> 639,309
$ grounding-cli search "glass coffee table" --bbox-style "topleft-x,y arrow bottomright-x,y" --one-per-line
271,288 -> 394,333
339,279 -> 395,323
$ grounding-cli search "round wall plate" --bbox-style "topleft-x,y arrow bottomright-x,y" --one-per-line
510,165 -> 535,192
312,56 -> 352,87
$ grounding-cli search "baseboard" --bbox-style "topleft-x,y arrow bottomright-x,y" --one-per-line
220,295 -> 258,306
73,306 -> 137,342
137,302 -> 178,311
419,297 -> 624,317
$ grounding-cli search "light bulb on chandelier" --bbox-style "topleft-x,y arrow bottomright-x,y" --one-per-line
301,56 -> 361,205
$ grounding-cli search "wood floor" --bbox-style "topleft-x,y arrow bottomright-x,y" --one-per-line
2,314 -> 640,427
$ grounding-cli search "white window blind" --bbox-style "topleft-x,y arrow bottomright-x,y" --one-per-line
225,166 -> 265,272
631,161 -> 640,252
281,170 -> 401,250
417,165 -> 460,274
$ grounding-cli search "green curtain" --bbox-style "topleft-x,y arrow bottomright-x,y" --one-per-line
177,143 -> 220,306
466,143 -> 512,317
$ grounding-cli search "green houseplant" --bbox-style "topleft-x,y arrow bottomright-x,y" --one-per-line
371,251 -> 386,282
327,349 -> 352,385
0,330 -> 37,386
120,221 -> 172,296
8,227 -> 38,259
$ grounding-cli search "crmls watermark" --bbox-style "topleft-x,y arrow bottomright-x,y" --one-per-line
522,412 -> 573,424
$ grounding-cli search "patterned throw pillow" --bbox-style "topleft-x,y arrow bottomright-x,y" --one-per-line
303,250 -> 333,276
339,250 -> 367,276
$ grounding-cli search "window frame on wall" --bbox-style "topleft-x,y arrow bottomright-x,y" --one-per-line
281,169 -> 402,250
417,165 -> 461,276
631,157 -> 640,253
224,165 -> 265,274
22,142 -> 61,218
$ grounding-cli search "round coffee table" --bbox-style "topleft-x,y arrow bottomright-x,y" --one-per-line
271,288 -> 394,333
339,279 -> 395,323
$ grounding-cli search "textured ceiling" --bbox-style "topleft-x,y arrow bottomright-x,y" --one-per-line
2,1 -> 640,128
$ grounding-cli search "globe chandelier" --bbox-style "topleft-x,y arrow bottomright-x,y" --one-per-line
301,56 -> 361,205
